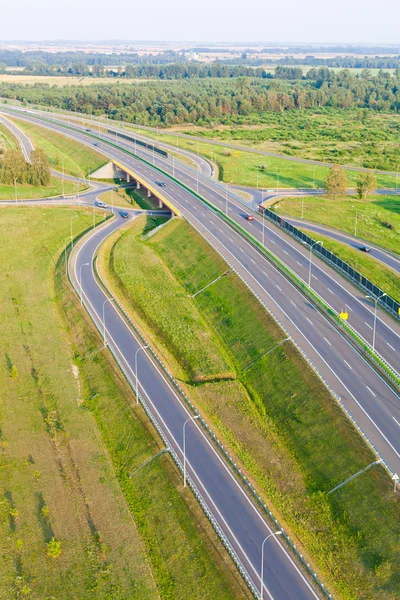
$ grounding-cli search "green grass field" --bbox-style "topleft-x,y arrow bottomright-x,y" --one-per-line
99,186 -> 163,210
0,122 -> 18,152
0,206 -> 247,600
275,194 -> 400,255
300,229 -> 400,303
0,176 -> 86,201
126,125 -> 398,190
103,216 -> 400,600
10,117 -> 107,178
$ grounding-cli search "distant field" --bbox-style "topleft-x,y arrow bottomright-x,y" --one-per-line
0,74 -> 142,86
275,194 -> 400,255
10,117 -> 107,177
0,176 -> 85,200
103,216 -> 400,600
129,125 -> 398,189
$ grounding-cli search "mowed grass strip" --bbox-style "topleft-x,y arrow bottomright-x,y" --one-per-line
107,217 -> 400,600
276,194 -> 400,255
56,234 -> 249,600
10,117 -> 106,177
108,217 -> 234,382
300,229 -> 400,304
0,207 -> 159,600
99,186 -> 163,210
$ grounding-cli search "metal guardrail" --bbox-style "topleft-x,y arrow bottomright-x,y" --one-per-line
108,129 -> 168,158
263,207 -> 400,320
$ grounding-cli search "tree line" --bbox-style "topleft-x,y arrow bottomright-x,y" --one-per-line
0,148 -> 51,186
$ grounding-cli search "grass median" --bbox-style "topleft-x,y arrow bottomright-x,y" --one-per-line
101,215 -> 400,600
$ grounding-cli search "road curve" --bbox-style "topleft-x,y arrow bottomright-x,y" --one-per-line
70,211 -> 321,600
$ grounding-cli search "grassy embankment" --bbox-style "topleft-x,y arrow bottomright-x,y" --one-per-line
99,187 -> 162,210
275,194 -> 400,256
10,117 -> 106,178
300,229 -> 400,304
0,122 -> 85,200
0,206 -> 248,600
101,216 -> 400,600
125,124 -> 398,190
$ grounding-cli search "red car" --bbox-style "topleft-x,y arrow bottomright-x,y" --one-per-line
246,215 -> 254,221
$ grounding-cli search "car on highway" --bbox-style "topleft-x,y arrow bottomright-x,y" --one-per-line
94,142 -> 100,147
245,214 -> 254,221
156,181 -> 166,187
359,246 -> 371,253
119,211 -> 129,218
95,200 -> 108,208
85,128 -> 91,132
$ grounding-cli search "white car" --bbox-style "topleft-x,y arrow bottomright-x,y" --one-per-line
95,201 -> 108,208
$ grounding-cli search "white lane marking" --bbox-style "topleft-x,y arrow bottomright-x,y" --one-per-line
393,417 -> 400,428
365,322 -> 373,329
366,386 -> 376,397
324,337 -> 331,346
270,240 -> 275,244
306,318 -> 313,325
387,342 -> 396,351
327,288 -> 334,295
250,258 -> 256,265
283,250 -> 289,255
311,274 -> 318,280
344,360 -> 353,370
290,300 -> 296,307
229,237 -> 234,243
239,247 -> 244,252
276,285 -> 282,291
262,271 -> 268,277
296,261 -> 302,266
345,304 -> 353,312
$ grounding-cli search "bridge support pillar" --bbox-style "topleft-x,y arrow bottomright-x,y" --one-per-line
147,188 -> 152,198
158,198 -> 163,208
136,181 -> 141,190
126,173 -> 130,183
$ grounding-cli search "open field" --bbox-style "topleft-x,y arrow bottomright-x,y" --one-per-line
0,206 -> 246,600
10,117 -> 107,177
127,125 -> 398,189
0,207 -> 159,599
102,216 -> 400,600
0,177 -> 86,200
275,194 -> 400,255
162,108 -> 400,171
300,229 -> 400,304
0,74 -> 143,86
0,122 -> 18,152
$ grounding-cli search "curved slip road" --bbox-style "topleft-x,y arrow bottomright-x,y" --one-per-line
2,106 -> 400,477
70,211 -> 321,600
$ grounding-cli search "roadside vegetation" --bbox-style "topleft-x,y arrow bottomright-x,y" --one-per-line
0,206 -> 248,600
9,117 -> 106,178
102,216 -> 400,600
300,229 -> 400,304
274,194 -> 400,255
99,186 -> 163,210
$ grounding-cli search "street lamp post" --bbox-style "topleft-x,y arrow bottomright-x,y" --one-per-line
197,165 -> 200,194
102,297 -> 113,344
79,263 -> 89,305
366,293 -> 386,351
183,415 -> 200,487
260,531 -> 283,599
305,240 -> 323,288
62,157 -> 65,197
135,345 -> 149,405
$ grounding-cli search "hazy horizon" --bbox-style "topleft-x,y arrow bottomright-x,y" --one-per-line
1,0 -> 399,45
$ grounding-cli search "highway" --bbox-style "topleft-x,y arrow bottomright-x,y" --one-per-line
21,109 -> 400,369
69,210 -> 322,600
2,106 -> 400,598
2,107 -> 400,476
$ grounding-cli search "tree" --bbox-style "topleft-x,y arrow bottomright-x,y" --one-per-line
28,149 -> 51,186
325,165 -> 347,199
356,172 -> 377,200
0,149 -> 27,184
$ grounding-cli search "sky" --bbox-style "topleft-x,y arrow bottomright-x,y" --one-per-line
1,0 -> 400,44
